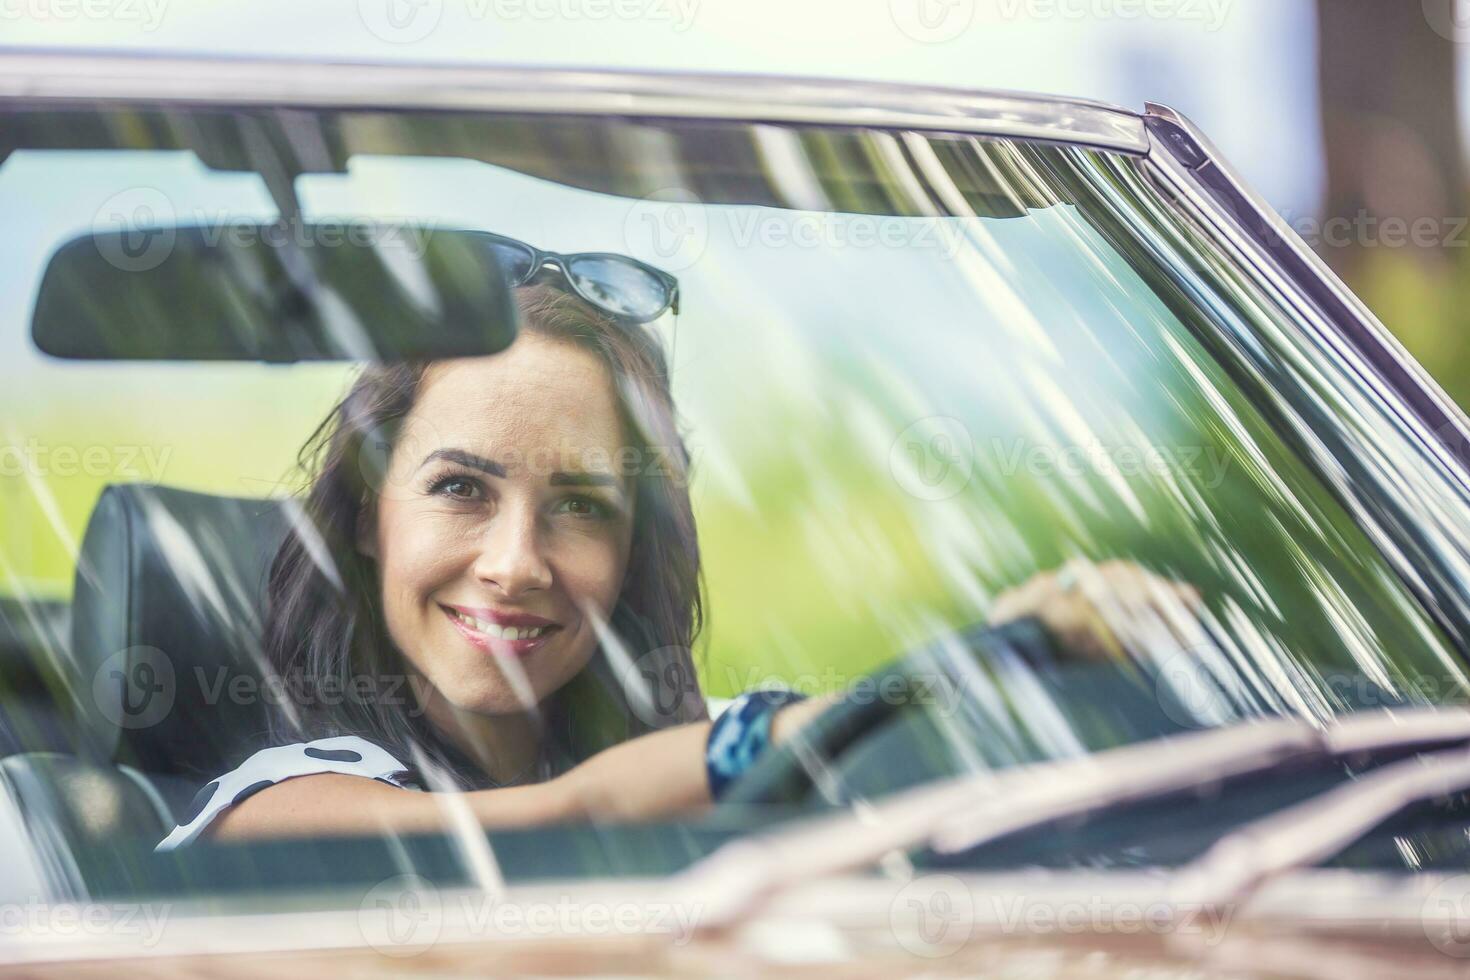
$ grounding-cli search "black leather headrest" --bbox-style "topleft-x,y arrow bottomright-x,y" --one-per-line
71,485 -> 292,778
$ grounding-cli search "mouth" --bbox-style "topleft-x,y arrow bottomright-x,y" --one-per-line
439,604 -> 561,657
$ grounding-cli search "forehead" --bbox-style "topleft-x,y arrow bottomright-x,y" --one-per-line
411,335 -> 628,453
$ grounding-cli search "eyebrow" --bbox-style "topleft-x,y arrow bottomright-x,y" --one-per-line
420,448 -> 505,478
420,448 -> 624,492
549,471 -> 620,489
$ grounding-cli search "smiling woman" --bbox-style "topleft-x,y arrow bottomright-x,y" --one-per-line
6,94 -> 1462,891
153,265 -> 1205,850
154,282 -> 719,847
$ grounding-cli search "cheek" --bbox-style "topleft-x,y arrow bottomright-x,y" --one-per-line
551,529 -> 632,612
375,507 -> 472,611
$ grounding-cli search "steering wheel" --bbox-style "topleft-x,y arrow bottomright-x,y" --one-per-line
716,617 -> 1063,806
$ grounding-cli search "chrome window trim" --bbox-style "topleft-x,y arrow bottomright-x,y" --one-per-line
0,48 -> 1148,154
1140,102 -> 1470,489
1139,103 -> 1470,650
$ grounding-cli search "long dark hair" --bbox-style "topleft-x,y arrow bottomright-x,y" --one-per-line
261,284 -> 707,787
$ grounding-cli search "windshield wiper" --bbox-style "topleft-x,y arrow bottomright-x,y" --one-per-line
669,707 -> 1470,933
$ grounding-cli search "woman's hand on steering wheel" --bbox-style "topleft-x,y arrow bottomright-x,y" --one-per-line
989,559 -> 1203,663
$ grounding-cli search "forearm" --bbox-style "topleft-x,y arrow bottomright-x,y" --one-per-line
211,772 -> 578,841
214,693 -> 846,840
559,719 -> 716,820
562,690 -> 845,821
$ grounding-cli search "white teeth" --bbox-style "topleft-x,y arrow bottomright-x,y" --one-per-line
450,610 -> 549,641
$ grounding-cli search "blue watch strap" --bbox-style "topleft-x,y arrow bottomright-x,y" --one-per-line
705,688 -> 809,800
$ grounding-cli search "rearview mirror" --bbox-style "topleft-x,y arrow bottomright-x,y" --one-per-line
31,223 -> 521,361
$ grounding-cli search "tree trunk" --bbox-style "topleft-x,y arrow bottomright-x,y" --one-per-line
1317,0 -> 1466,277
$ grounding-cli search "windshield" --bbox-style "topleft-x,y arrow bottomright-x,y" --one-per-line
3,106 -> 1469,913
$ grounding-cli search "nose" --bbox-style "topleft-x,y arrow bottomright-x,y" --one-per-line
471,503 -> 553,599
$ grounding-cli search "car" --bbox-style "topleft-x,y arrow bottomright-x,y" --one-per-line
2,46 -> 1470,976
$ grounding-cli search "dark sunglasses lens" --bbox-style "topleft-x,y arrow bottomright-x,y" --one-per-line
484,240 -> 536,284
565,256 -> 669,320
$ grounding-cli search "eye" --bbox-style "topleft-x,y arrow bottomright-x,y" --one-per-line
426,473 -> 483,501
555,495 -> 610,520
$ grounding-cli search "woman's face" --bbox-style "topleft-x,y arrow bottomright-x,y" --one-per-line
361,332 -> 636,716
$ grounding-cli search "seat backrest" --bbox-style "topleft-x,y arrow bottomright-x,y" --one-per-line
0,752 -> 174,896
70,484 -> 294,781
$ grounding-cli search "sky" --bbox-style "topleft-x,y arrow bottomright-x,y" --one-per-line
0,0 -> 1327,215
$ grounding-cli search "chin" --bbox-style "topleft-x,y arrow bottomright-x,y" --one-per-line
440,656 -> 587,717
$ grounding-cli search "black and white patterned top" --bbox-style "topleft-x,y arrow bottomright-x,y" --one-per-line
154,735 -> 419,852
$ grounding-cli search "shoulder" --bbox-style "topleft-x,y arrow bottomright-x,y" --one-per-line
155,735 -> 418,852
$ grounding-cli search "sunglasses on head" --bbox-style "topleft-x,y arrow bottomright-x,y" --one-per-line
469,231 -> 680,324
